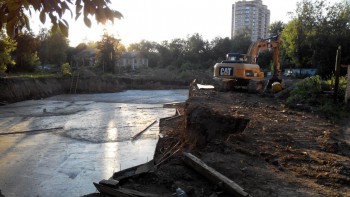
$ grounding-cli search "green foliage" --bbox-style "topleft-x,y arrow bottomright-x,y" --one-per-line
210,37 -> 232,62
127,33 -> 249,70
60,63 -> 71,76
269,21 -> 286,36
0,0 -> 122,38
38,30 -> 69,66
323,75 -> 348,100
281,0 -> 350,77
287,75 -> 350,121
317,100 -> 350,121
180,62 -> 201,71
281,19 -> 314,69
287,75 -> 322,105
0,32 -> 16,72
177,70 -> 193,80
128,40 -> 161,68
96,33 -> 122,73
231,28 -> 252,54
12,33 -> 41,72
7,72 -> 57,78
257,50 -> 273,70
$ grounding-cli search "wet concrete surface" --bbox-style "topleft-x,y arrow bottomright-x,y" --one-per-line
0,89 -> 188,197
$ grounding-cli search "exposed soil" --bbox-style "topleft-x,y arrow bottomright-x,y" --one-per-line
112,84 -> 350,197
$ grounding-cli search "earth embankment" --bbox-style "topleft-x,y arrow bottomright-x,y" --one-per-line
0,76 -> 189,103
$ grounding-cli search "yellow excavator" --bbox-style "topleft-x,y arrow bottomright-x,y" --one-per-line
213,35 -> 281,92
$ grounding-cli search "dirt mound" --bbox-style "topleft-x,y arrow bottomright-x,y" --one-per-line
185,102 -> 249,148
183,86 -> 350,196
93,85 -> 350,196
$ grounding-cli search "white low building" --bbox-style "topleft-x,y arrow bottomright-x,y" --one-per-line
117,52 -> 148,71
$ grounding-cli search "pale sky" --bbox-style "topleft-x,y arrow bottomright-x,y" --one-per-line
30,0 -> 342,47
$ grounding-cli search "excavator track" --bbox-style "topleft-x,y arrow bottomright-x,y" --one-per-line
247,79 -> 266,93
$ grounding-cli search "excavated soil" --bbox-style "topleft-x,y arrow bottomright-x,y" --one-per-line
100,86 -> 350,197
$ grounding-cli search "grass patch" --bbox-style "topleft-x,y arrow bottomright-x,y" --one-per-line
6,72 -> 58,78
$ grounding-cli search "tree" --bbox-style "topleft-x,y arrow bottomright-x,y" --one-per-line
155,41 -> 172,68
269,21 -> 286,36
66,43 -> 87,67
0,32 -> 16,72
183,33 -> 211,68
12,32 -> 40,72
0,0 -> 122,38
38,30 -> 69,66
128,40 -> 160,67
168,38 -> 186,66
281,19 -> 313,69
96,33 -> 122,73
210,37 -> 232,62
281,0 -> 350,76
231,28 -> 252,54
257,50 -> 273,70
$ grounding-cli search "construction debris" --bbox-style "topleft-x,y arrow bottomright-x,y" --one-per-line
94,183 -> 159,197
131,120 -> 158,140
183,152 -> 251,197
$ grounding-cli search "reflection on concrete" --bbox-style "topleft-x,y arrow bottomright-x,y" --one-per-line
0,89 -> 188,197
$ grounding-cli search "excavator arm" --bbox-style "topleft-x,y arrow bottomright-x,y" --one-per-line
246,36 -> 281,79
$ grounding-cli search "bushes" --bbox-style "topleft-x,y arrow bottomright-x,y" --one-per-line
287,75 -> 322,105
323,76 -> 347,101
287,75 -> 349,121
60,63 -> 71,76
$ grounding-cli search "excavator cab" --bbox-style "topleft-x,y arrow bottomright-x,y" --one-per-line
225,53 -> 246,62
213,35 -> 282,93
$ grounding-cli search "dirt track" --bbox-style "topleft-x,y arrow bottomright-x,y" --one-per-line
117,86 -> 350,196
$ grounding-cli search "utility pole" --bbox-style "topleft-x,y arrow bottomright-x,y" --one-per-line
334,46 -> 341,103
345,65 -> 350,104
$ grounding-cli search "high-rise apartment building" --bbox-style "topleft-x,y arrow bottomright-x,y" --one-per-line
231,0 -> 270,41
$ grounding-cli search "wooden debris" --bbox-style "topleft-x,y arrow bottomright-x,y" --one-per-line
176,108 -> 181,116
112,160 -> 155,182
94,182 -> 159,197
183,152 -> 251,197
135,160 -> 155,174
196,84 -> 215,90
164,115 -> 182,121
155,148 -> 181,168
131,120 -> 158,140
345,65 -> 350,103
99,178 -> 119,187
0,127 -> 64,136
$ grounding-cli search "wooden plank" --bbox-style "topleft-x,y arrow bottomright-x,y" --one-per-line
346,65 -> 350,103
94,182 -> 134,197
135,160 -> 155,174
176,108 -> 181,116
131,120 -> 158,140
334,46 -> 341,103
183,152 -> 251,197
118,188 -> 159,197
99,178 -> 119,187
112,160 -> 154,183
164,115 -> 182,121
93,182 -> 159,197
0,127 -> 64,136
